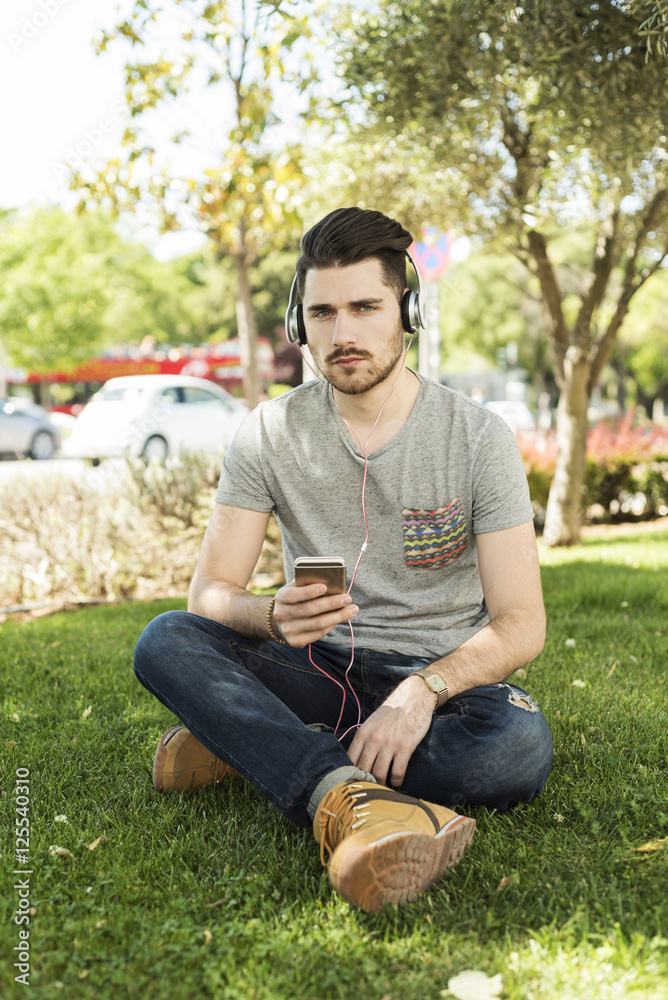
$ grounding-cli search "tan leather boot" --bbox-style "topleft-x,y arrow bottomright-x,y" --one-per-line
152,725 -> 239,792
314,780 -> 475,912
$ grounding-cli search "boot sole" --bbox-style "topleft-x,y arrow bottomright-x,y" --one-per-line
330,814 -> 476,912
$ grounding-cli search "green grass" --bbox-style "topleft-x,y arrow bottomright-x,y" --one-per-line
1,527 -> 667,999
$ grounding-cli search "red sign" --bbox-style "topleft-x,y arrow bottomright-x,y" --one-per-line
410,230 -> 452,281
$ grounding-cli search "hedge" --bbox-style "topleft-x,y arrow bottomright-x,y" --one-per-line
518,414 -> 668,525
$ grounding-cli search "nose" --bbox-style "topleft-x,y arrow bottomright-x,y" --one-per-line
331,310 -> 357,348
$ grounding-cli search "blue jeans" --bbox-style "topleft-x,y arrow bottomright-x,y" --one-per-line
133,610 -> 553,827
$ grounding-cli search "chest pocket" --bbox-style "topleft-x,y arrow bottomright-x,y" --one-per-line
402,498 -> 468,569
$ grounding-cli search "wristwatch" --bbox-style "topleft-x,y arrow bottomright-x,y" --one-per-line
413,666 -> 449,709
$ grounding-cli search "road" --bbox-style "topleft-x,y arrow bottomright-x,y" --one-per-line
0,457 -> 117,487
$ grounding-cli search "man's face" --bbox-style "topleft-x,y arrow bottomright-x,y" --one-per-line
302,259 -> 406,396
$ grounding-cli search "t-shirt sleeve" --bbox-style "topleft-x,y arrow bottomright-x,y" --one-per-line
471,415 -> 534,533
214,409 -> 275,513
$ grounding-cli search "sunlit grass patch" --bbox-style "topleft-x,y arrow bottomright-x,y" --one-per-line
1,528 -> 666,999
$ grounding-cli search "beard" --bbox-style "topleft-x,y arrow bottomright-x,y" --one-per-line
311,322 -> 407,396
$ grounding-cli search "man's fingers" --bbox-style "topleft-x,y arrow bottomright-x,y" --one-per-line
279,581 -> 353,610
347,708 -> 421,787
348,724 -> 385,776
294,599 -> 357,628
278,580 -> 327,604
352,738 -> 402,787
275,585 -> 356,624
371,753 -> 394,787
389,754 -> 409,788
273,590 -> 358,647
347,730 -> 363,767
283,606 -> 358,641
347,726 -> 372,771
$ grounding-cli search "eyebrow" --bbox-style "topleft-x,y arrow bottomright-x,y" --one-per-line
306,297 -> 385,313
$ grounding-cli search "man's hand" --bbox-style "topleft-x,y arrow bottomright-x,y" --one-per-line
347,675 -> 437,787
272,580 -> 359,648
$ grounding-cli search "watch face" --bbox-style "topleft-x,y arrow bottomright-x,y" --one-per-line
426,674 -> 448,694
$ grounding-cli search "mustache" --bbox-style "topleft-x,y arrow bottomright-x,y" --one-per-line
325,348 -> 372,363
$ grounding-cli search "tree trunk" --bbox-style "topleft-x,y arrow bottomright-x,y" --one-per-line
234,256 -> 260,411
0,335 -> 7,399
39,381 -> 52,409
610,358 -> 627,414
543,347 -> 591,546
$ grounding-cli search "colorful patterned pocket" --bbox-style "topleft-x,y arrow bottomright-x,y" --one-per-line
402,499 -> 468,569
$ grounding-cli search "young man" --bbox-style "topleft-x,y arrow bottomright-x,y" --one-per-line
134,207 -> 552,913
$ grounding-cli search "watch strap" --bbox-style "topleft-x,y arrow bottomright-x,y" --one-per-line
413,665 -> 449,708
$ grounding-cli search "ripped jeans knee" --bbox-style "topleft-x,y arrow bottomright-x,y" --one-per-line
496,682 -> 540,713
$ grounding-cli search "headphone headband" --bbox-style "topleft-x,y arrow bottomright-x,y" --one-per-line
285,251 -> 427,346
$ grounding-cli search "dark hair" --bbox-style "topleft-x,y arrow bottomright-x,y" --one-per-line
295,207 -> 413,301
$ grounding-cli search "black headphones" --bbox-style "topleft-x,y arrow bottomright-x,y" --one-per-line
284,251 -> 426,346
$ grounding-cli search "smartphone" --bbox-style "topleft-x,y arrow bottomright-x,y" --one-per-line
294,556 -> 346,595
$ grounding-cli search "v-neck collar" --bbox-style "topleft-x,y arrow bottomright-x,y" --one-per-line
325,369 -> 425,461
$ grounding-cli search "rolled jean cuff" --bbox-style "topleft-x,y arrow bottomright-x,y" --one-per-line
307,765 -> 377,820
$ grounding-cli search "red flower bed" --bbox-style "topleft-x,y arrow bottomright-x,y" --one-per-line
517,414 -> 668,523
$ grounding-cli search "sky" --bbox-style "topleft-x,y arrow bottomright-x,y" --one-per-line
0,1 -> 468,264
0,0 -> 227,259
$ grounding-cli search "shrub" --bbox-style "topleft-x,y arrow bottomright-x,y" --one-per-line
518,414 -> 668,524
0,471 -> 140,606
519,436 -> 559,513
0,454 -> 285,609
125,452 -> 221,531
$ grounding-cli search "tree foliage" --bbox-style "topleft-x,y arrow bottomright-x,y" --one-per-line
171,246 -> 298,345
69,0 -> 313,407
335,0 -> 668,381
331,0 -> 668,543
0,207 -> 194,373
440,251 -> 550,384
0,206 -> 277,377
631,0 -> 668,55
612,271 -> 668,411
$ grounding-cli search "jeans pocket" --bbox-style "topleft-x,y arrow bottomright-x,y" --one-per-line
402,498 -> 469,569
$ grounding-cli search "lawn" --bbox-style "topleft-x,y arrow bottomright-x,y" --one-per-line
1,525 -> 667,1000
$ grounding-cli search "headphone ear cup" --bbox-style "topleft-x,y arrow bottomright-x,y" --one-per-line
401,290 -> 417,333
287,304 -> 306,345
401,290 -> 411,333
296,304 -> 306,346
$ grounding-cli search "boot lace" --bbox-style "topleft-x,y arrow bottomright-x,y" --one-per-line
318,782 -> 372,865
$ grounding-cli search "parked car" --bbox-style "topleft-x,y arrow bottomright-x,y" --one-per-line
485,400 -> 536,433
64,375 -> 249,462
7,396 -> 77,437
0,399 -> 62,460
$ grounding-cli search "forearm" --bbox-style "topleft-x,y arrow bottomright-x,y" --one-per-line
426,610 -> 546,700
349,611 -> 544,787
188,578 -> 271,640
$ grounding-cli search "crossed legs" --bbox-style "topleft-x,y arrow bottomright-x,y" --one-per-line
133,610 -> 553,826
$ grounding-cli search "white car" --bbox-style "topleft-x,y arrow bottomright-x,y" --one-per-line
0,398 -> 62,460
65,375 -> 249,462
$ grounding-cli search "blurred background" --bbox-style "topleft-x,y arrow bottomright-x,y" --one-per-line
1,0 -> 668,556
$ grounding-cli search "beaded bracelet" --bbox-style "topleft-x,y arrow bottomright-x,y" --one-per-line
266,597 -> 287,644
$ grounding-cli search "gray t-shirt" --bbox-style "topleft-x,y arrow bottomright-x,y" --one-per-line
215,373 -> 534,659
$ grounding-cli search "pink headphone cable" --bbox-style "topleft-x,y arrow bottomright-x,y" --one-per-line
298,332 -> 416,740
